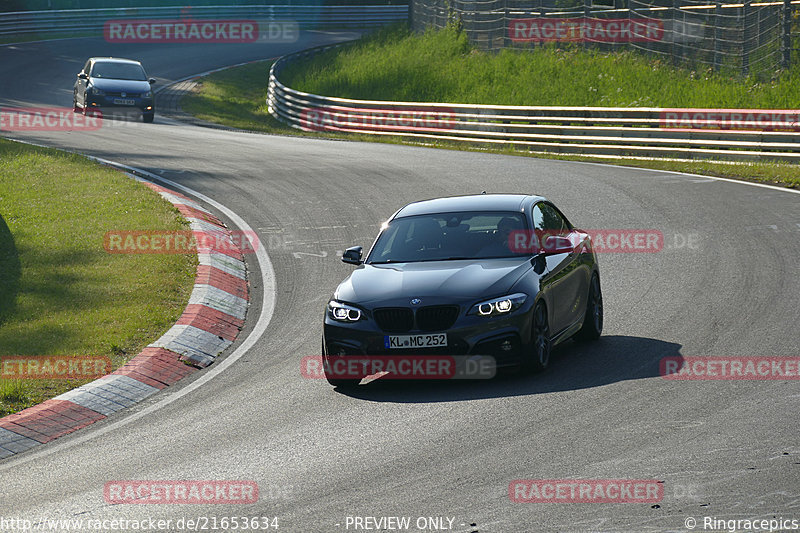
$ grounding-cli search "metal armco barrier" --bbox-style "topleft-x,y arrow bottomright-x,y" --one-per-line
268,43 -> 800,162
0,5 -> 408,37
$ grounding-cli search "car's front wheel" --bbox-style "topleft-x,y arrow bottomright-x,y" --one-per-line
142,112 -> 154,123
576,273 -> 603,341
523,301 -> 551,373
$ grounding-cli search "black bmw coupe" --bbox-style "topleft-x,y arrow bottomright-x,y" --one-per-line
322,194 -> 603,386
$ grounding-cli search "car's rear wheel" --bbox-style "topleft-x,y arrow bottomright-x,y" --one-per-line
523,301 -> 551,373
576,273 -> 603,341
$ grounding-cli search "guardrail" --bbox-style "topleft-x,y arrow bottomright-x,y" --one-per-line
0,5 -> 408,37
268,42 -> 800,162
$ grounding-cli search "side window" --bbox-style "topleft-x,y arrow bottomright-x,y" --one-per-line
532,203 -> 568,233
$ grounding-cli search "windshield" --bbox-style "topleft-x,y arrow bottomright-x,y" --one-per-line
91,62 -> 147,81
367,211 -> 529,263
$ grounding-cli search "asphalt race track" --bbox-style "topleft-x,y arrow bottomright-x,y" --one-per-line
1,32 -> 799,533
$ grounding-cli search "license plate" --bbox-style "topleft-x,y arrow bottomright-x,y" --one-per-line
384,333 -> 447,349
113,98 -> 136,105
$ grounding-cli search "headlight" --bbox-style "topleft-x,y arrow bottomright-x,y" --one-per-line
327,300 -> 362,322
469,293 -> 527,317
89,87 -> 105,96
143,90 -> 152,98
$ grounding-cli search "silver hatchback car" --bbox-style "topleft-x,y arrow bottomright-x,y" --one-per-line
73,57 -> 156,123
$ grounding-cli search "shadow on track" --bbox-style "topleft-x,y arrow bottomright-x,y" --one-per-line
335,335 -> 682,403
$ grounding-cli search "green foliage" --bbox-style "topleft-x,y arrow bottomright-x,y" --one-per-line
0,380 -> 25,403
282,23 -> 800,108
179,26 -> 800,189
0,139 -> 196,415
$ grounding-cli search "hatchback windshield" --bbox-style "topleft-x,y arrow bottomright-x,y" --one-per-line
91,62 -> 147,81
367,211 -> 529,263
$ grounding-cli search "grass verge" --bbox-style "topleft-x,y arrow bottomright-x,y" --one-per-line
0,139 -> 197,416
179,27 -> 800,189
282,25 -> 800,108
179,61 -> 283,132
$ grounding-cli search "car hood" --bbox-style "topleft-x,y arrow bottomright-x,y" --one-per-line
90,77 -> 151,93
334,258 -> 532,306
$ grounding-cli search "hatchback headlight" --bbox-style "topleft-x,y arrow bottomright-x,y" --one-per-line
143,90 -> 152,98
327,300 -> 362,322
89,86 -> 105,96
469,293 -> 527,317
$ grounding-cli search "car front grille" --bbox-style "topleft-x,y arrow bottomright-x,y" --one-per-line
374,308 -> 414,333
374,305 -> 460,333
416,305 -> 460,331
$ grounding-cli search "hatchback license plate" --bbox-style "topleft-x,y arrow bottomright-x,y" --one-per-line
113,98 -> 136,105
384,333 -> 447,349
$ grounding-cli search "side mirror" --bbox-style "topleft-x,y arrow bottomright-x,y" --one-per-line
531,254 -> 546,274
541,235 -> 574,255
78,72 -> 88,79
342,246 -> 363,265
149,78 -> 156,85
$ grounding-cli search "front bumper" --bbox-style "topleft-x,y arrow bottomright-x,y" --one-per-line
323,304 -> 534,370
84,95 -> 154,114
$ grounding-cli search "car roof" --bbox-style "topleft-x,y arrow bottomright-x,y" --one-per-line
90,57 -> 142,65
394,194 -> 547,218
